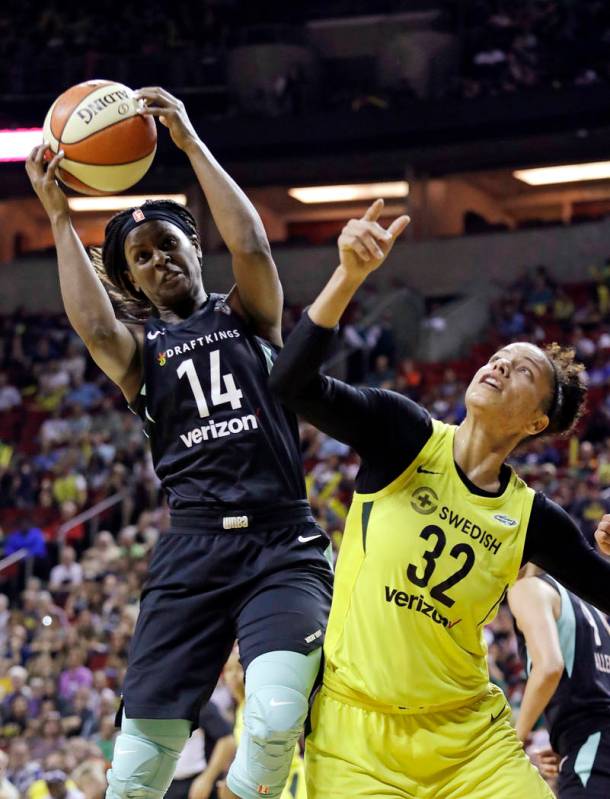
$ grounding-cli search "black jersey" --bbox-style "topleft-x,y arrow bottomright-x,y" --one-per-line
522,575 -> 610,755
131,293 -> 306,513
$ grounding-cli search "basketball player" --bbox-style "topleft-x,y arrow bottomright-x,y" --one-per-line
25,86 -> 333,799
509,568 -> 610,797
268,199 -> 610,798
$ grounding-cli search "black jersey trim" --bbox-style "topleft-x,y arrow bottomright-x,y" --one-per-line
477,583 -> 508,626
362,501 -> 374,553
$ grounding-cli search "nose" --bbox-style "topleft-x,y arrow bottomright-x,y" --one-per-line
492,358 -> 510,377
151,249 -> 169,269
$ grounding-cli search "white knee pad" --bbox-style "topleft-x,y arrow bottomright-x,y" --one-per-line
228,685 -> 309,799
105,717 -> 190,799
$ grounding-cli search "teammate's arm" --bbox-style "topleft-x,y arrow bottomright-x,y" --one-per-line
507,578 -> 564,743
135,87 -> 282,344
523,495 -> 610,614
25,146 -> 143,403
189,703 -> 236,799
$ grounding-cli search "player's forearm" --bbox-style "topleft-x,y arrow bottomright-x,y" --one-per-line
183,139 -> 270,256
201,736 -> 236,784
51,215 -> 118,341
515,666 -> 562,742
308,266 -> 366,329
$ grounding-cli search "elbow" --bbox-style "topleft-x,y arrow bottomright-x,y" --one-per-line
540,661 -> 564,683
230,230 -> 272,259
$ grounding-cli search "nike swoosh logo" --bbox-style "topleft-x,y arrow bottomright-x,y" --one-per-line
147,330 -> 165,341
270,699 -> 294,707
490,709 -> 505,724
417,465 -> 442,475
298,534 -> 322,543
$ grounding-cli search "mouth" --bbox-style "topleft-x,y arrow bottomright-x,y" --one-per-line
479,375 -> 502,391
162,270 -> 184,285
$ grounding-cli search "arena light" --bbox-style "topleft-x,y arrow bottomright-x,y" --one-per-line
514,162 -> 610,185
0,128 -> 43,162
67,194 -> 188,212
288,181 -> 409,204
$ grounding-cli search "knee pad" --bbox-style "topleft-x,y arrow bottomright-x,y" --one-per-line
246,683 -> 309,762
105,717 -> 190,799
227,650 -> 320,799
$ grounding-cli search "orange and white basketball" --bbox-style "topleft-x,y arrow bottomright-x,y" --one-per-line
42,80 -> 157,195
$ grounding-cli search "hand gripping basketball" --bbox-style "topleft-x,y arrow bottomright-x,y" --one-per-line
338,199 -> 410,280
135,87 -> 200,154
25,144 -> 69,224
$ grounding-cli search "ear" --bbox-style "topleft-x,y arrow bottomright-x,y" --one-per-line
524,412 -> 549,438
191,235 -> 203,265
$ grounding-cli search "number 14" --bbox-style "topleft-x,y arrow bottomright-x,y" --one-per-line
177,350 -> 243,418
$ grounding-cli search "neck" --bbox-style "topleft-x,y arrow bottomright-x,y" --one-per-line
158,287 -> 208,323
453,415 -> 520,492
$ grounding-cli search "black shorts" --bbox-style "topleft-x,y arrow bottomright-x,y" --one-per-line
559,729 -> 610,798
121,507 -> 333,723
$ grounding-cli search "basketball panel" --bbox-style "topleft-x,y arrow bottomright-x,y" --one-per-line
57,168 -> 109,196
62,115 -> 156,166
43,100 -> 60,154
50,80 -> 115,141
61,83 -> 140,144
59,150 -> 157,193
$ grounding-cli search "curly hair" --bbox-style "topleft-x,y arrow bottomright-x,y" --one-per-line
90,199 -> 201,323
538,342 -> 587,439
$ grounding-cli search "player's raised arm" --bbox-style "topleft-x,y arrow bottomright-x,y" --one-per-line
135,86 -> 282,343
25,145 -> 142,402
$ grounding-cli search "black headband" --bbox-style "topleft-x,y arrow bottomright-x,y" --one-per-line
104,206 -> 195,289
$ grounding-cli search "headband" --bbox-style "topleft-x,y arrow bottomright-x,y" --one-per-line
103,206 -> 195,288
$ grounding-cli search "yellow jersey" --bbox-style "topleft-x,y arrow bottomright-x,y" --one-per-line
324,419 -> 534,713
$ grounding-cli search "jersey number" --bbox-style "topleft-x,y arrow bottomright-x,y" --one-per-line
177,351 -> 243,418
406,525 -> 476,608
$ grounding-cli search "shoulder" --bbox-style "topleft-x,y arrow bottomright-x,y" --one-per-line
531,491 -> 578,530
362,388 -> 432,426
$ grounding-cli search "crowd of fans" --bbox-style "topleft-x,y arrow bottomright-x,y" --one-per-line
1,257 -> 610,795
1,0 -> 609,119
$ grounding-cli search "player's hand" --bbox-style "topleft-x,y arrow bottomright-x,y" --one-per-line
215,780 -> 233,799
338,199 -> 410,281
25,144 -> 70,223
594,513 -> 610,555
530,746 -> 560,779
187,772 -> 214,799
135,86 -> 199,153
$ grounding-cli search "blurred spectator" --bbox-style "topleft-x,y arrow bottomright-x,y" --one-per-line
6,739 -> 42,795
49,548 -> 82,592
0,374 -> 21,412
58,649 -> 93,702
0,750 -> 18,799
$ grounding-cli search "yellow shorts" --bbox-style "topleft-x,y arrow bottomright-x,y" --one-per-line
283,756 -> 307,799
305,684 -> 554,799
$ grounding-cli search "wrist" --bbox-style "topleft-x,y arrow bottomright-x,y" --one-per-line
50,211 -> 71,230
181,135 -> 204,157
335,264 -> 366,290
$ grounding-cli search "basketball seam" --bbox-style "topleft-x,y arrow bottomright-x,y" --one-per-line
60,114 -> 154,155
61,146 -> 156,168
57,83 -> 112,144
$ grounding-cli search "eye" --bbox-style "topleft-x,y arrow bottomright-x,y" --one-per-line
163,236 -> 177,248
136,250 -> 149,263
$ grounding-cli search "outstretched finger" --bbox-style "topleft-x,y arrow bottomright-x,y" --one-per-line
137,105 -> 170,117
387,215 -> 411,240
46,150 -> 64,179
363,198 -> 384,223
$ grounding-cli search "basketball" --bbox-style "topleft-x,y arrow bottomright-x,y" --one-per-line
42,79 -> 157,195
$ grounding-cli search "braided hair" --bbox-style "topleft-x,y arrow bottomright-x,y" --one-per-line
536,342 -> 587,440
90,199 -> 202,322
